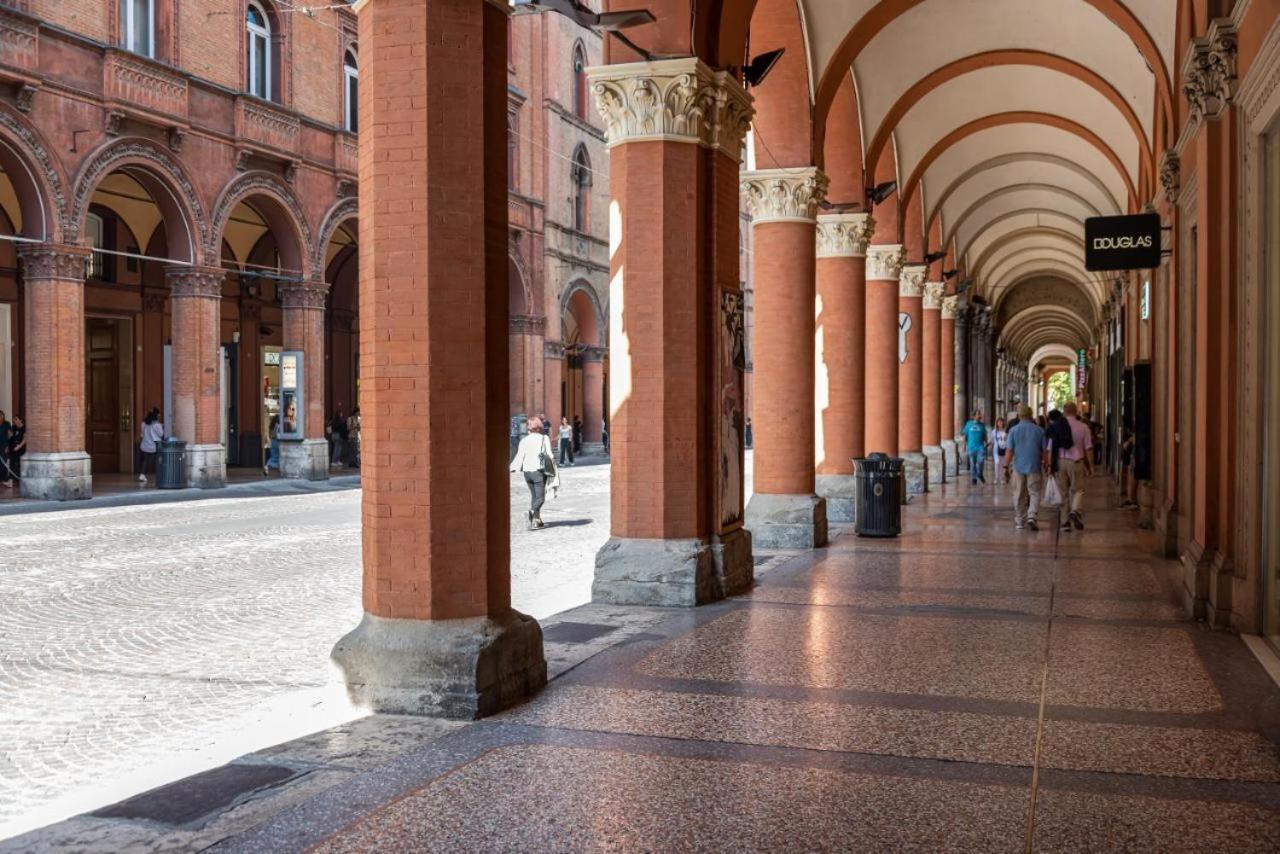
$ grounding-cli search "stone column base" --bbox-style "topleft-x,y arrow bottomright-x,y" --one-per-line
281,438 -> 330,481
184,443 -> 226,489
19,452 -> 92,501
711,526 -> 754,599
941,439 -> 957,479
902,451 -> 928,494
580,442 -> 605,456
1181,539 -> 1213,620
923,445 -> 944,487
596,537 -> 712,606
331,610 -> 546,719
745,493 -> 828,549
1155,499 -> 1180,559
815,473 -> 858,524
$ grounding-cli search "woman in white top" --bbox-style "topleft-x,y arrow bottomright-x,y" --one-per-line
557,416 -> 575,466
138,408 -> 164,484
510,416 -> 557,529
991,417 -> 1009,483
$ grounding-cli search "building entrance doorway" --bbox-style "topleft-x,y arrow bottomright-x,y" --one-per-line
85,316 -> 133,474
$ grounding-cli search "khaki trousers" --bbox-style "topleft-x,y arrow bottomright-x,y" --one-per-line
1011,470 -> 1042,523
1056,459 -> 1086,516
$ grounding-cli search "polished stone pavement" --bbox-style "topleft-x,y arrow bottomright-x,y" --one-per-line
9,473 -> 1280,852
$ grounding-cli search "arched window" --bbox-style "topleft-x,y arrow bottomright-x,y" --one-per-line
570,146 -> 591,232
572,45 -> 588,119
120,0 -> 155,57
343,49 -> 359,133
247,2 -> 272,100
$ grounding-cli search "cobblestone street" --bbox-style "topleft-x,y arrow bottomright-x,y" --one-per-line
0,456 -> 620,839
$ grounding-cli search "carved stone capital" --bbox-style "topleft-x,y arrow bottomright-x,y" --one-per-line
167,126 -> 186,153
740,168 -> 827,224
922,282 -> 945,309
815,212 -> 874,258
587,57 -> 754,160
581,345 -> 607,363
1183,20 -> 1237,123
865,244 -> 904,281
18,244 -> 90,280
165,265 -> 225,299
142,290 -> 168,313
544,340 -> 566,361
509,313 -> 545,335
279,280 -> 329,310
15,82 -> 37,114
899,264 -> 927,298
941,294 -> 961,319
104,110 -> 126,136
1159,152 -> 1180,204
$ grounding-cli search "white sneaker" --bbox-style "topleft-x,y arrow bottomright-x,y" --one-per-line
137,474 -> 147,483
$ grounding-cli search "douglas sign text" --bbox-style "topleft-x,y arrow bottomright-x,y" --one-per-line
1084,213 -> 1162,271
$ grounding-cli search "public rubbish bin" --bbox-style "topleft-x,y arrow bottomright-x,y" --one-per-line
854,453 -> 903,537
156,439 -> 187,490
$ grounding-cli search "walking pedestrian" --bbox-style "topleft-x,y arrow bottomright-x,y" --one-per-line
745,417 -> 753,449
963,410 -> 989,484
992,417 -> 1009,483
572,416 -> 583,454
330,406 -> 348,467
4,415 -> 25,488
602,418 -> 609,454
1003,405 -> 1046,530
1052,402 -> 1094,530
557,416 -> 575,466
510,416 -> 557,530
138,408 -> 163,484
346,407 -> 361,468
264,414 -> 281,475
0,411 -> 10,488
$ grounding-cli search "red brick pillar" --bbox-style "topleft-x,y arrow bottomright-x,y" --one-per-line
940,295 -> 958,478
741,168 -> 828,549
864,245 -> 903,457
921,281 -> 944,486
166,266 -> 228,488
278,279 -> 330,480
581,345 -> 604,451
897,264 -> 927,493
16,244 -> 91,500
587,58 -> 755,604
814,213 -> 872,522
331,0 -> 545,719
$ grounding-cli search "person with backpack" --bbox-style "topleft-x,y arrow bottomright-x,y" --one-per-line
1049,402 -> 1093,530
509,416 -> 557,530
962,410 -> 989,484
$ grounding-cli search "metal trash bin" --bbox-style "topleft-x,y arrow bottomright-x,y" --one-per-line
156,439 -> 187,490
854,453 -> 903,537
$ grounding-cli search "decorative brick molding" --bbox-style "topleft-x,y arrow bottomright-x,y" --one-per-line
923,282 -> 945,309
544,340 -> 565,360
0,108 -> 66,239
1159,152 -> 1179,204
165,266 -> 225,299
941,294 -> 962,320
335,133 -> 358,175
279,280 -> 329,310
0,9 -> 38,73
740,168 -> 828,224
1183,19 -> 1237,123
587,57 -> 753,160
313,196 -> 358,275
17,243 -> 88,279
815,212 -> 873,258
207,171 -> 312,274
866,244 -> 904,281
235,96 -> 301,156
103,50 -> 188,125
898,264 -> 927,298
509,314 -> 545,335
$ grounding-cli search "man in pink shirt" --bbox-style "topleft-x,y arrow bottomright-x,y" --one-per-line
1057,402 -> 1094,530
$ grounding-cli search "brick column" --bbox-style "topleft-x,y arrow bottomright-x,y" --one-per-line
16,244 -> 91,500
166,266 -> 228,488
814,212 -> 872,522
580,345 -> 604,452
898,264 -> 927,493
278,279 -> 330,481
741,167 -> 828,549
864,245 -> 903,457
921,281 -> 944,486
586,57 -> 755,604
331,0 -> 545,719
940,295 -> 959,478
953,303 -> 970,452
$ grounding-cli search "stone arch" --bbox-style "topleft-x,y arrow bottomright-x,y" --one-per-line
560,279 -> 604,347
69,136 -> 206,263
747,0 -> 814,167
208,170 -> 312,278
313,196 -> 358,276
0,106 -> 66,242
509,255 -> 530,315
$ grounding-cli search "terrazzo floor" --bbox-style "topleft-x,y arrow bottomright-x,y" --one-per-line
12,473 -> 1280,852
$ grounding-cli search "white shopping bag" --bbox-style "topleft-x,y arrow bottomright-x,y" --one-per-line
1043,474 -> 1063,506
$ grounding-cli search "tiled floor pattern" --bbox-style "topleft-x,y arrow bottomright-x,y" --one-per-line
12,474 -> 1280,851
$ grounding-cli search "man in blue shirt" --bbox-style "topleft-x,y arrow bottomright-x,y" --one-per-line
962,410 -> 988,484
1003,404 -> 1047,530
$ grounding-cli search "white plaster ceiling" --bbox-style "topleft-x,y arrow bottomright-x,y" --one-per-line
964,211 -> 1087,268
952,186 -> 1097,264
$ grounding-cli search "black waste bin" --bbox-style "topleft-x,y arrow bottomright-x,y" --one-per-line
854,453 -> 903,537
156,439 -> 187,490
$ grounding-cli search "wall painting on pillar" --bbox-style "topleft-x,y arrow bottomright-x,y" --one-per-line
718,290 -> 746,529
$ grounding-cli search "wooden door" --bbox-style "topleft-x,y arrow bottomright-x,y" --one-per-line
86,318 -> 120,473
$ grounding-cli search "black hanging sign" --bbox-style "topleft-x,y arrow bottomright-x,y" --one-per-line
1084,213 -> 1161,271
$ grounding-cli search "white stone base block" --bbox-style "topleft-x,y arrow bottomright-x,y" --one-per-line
941,439 -> 958,479
745,493 -> 828,549
816,473 -> 857,524
19,452 -> 92,500
281,438 -> 330,481
923,445 -> 944,487
594,531 -> 753,606
331,610 -> 546,719
902,451 -> 928,495
184,443 -> 226,489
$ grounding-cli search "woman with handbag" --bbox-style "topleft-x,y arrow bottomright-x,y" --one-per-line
509,416 -> 557,530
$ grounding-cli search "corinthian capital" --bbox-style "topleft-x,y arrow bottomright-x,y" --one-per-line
1183,20 -> 1237,123
165,266 -> 226,299
18,244 -> 91,280
941,294 -> 962,319
279,279 -> 330,310
923,282 -> 945,309
740,168 -> 828,224
899,264 -> 927,298
588,58 -> 754,160
815,212 -> 874,258
865,244 -> 904,281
